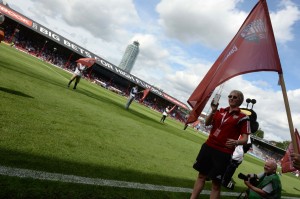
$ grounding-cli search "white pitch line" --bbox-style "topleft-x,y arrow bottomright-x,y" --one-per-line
0,166 -> 299,198
0,165 -> 191,193
0,166 -> 224,196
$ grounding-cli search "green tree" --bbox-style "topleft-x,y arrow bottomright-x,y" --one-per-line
254,128 -> 264,139
274,141 -> 290,150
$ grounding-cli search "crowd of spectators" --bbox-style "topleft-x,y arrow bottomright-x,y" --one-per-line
250,143 -> 283,162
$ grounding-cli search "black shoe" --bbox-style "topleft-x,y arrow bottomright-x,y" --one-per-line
222,180 -> 235,190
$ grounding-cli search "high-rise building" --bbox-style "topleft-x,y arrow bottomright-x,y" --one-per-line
119,41 -> 139,73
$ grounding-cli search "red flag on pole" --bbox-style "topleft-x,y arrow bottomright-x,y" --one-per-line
0,29 -> 4,43
170,105 -> 176,112
76,58 -> 96,68
140,88 -> 151,103
281,129 -> 300,173
186,0 -> 282,125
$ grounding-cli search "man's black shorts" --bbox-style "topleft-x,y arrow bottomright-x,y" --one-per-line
193,143 -> 231,181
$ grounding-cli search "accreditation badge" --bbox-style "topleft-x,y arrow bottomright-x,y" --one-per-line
213,128 -> 221,137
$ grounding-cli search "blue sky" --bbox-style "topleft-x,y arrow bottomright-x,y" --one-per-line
3,0 -> 300,142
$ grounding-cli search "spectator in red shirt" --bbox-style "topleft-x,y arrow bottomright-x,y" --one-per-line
190,90 -> 250,199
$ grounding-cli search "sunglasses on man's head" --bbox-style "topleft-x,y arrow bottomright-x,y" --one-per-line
228,95 -> 238,99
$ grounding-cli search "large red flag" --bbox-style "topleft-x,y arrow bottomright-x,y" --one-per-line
169,105 -> 177,112
186,0 -> 282,124
281,129 -> 300,173
140,88 -> 151,103
76,58 -> 96,68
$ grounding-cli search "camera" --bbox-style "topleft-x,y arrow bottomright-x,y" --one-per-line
238,173 -> 248,180
238,173 -> 258,186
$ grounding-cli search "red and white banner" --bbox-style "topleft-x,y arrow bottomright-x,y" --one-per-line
0,4 -> 33,27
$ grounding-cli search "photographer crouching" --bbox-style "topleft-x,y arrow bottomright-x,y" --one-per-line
240,159 -> 281,199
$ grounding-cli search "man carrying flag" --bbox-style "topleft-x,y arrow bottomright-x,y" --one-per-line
68,62 -> 87,90
125,85 -> 142,110
190,90 -> 250,199
160,105 -> 176,123
185,0 -> 299,161
67,58 -> 96,90
187,0 -> 299,196
139,88 -> 151,103
160,106 -> 171,123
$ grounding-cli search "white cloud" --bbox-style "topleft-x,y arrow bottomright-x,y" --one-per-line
270,0 -> 300,43
27,0 -> 139,42
156,0 -> 247,49
156,0 -> 300,48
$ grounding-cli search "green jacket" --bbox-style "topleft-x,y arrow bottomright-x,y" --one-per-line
249,173 -> 281,199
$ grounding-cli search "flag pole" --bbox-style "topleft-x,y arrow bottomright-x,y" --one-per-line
279,73 -> 299,154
